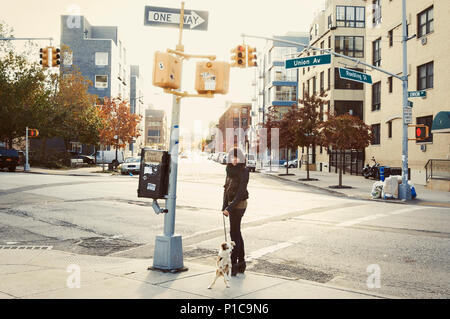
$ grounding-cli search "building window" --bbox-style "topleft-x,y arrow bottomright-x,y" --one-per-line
335,36 -> 364,58
312,76 -> 316,95
242,117 -> 248,127
335,68 -> 363,90
372,38 -> 381,67
388,29 -> 393,47
328,68 -> 331,90
328,14 -> 333,29
416,115 -> 433,143
148,130 -> 160,137
302,82 -> 305,100
418,6 -> 434,38
336,6 -> 365,28
371,124 -> 381,145
388,76 -> 393,93
372,82 -> 381,111
95,52 -> 108,66
417,61 -> 434,90
95,75 -> 108,89
388,121 -> 392,138
320,71 -> 324,93
233,118 -> 239,127
320,41 -> 324,54
328,36 -> 332,49
372,0 -> 382,26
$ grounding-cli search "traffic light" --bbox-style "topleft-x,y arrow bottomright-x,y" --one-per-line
230,45 -> 246,68
28,129 -> 39,138
247,45 -> 257,67
40,47 -> 49,68
52,47 -> 61,67
415,124 -> 429,141
195,61 -> 230,95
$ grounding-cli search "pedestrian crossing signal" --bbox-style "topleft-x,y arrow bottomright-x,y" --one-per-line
415,125 -> 429,141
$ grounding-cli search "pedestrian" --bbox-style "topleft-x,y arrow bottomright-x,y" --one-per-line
222,147 -> 249,276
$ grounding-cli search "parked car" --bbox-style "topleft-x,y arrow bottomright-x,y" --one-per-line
0,147 -> 19,172
120,157 -> 141,175
283,158 -> 299,168
220,153 -> 228,164
95,150 -> 124,167
69,151 -> 95,165
246,154 -> 256,172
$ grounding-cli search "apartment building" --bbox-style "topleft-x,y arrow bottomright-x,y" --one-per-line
218,102 -> 252,153
364,0 -> 450,186
297,0 -> 368,173
129,65 -> 145,156
145,107 -> 168,150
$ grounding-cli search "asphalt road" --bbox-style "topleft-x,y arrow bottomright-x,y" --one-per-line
0,159 -> 449,298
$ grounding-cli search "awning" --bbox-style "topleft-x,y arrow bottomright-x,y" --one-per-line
432,111 -> 450,133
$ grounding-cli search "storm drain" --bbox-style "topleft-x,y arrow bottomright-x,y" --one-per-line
0,245 -> 53,250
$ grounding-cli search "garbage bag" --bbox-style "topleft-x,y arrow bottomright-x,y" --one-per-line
383,176 -> 399,199
408,181 -> 417,199
371,181 -> 384,199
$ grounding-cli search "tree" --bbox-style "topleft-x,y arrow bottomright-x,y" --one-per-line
294,92 -> 327,180
47,67 -> 101,160
99,97 -> 142,167
321,114 -> 373,188
0,23 -> 48,148
278,107 -> 300,176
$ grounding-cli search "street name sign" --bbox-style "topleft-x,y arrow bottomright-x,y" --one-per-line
285,54 -> 331,69
144,6 -> 209,31
338,68 -> 373,85
408,91 -> 427,98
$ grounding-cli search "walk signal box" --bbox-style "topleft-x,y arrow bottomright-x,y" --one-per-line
152,51 -> 182,90
138,149 -> 171,199
195,61 -> 230,95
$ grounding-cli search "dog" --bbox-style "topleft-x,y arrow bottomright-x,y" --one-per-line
207,241 -> 235,289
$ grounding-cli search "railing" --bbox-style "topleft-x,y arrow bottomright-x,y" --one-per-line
425,159 -> 450,182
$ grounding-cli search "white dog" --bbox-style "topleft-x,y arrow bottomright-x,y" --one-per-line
208,241 -> 235,289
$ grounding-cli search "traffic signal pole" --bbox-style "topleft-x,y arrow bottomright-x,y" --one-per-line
242,0 -> 413,200
150,2 -> 187,273
25,127 -> 30,172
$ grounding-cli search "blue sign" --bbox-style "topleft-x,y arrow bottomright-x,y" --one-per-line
144,6 -> 209,31
338,68 -> 373,84
285,54 -> 331,69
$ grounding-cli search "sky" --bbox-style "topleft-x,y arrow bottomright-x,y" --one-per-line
2,0 -> 326,136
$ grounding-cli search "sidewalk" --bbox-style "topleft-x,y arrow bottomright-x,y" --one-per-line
16,166 -> 119,177
0,248 -> 392,299
260,167 -> 450,208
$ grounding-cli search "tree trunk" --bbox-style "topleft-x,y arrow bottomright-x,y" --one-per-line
286,148 -> 289,175
306,147 -> 310,180
339,150 -> 343,187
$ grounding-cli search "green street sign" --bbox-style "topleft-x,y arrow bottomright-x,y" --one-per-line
285,54 -> 331,69
408,91 -> 427,98
338,68 -> 372,84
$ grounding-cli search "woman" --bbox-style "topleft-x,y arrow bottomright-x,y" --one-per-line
222,147 -> 249,276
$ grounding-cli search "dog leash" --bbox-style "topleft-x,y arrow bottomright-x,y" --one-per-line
222,213 -> 228,242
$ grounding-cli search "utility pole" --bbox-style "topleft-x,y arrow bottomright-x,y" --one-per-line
399,0 -> 412,200
25,127 -> 30,172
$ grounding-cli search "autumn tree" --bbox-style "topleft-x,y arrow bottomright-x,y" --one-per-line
295,92 -> 327,180
99,97 -> 142,167
321,114 -> 373,188
278,107 -> 300,176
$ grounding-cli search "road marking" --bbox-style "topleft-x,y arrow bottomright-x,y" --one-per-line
246,236 -> 304,262
336,206 -> 423,227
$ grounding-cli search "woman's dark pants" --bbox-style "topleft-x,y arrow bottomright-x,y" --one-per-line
229,208 -> 245,265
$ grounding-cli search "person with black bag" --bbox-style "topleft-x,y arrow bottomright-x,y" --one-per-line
222,147 -> 249,276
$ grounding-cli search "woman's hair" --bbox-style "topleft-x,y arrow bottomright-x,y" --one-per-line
227,147 -> 246,165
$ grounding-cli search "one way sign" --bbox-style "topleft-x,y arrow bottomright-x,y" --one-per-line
144,6 -> 209,31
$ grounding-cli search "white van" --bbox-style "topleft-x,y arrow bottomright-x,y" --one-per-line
95,150 -> 125,165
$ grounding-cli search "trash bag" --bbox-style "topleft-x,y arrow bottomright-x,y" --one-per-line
383,176 -> 399,199
408,181 -> 417,199
371,181 -> 384,199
